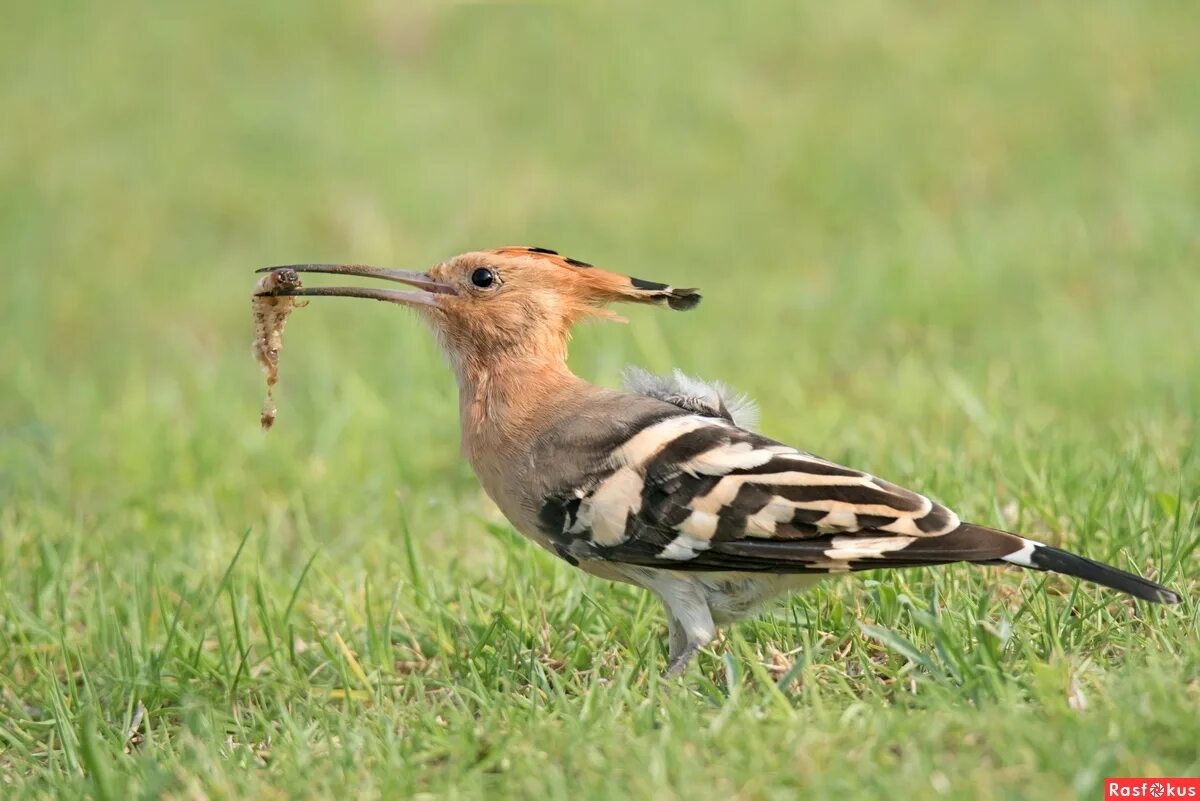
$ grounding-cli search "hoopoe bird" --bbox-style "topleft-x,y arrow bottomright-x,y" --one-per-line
257,247 -> 1182,677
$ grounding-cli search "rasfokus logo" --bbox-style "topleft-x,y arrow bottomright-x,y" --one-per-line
1106,779 -> 1200,799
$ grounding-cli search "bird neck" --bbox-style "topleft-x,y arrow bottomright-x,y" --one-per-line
452,349 -> 588,456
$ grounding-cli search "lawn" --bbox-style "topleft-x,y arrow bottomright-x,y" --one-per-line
2,2 -> 1198,798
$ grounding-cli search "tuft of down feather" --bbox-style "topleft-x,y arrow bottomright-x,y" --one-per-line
622,368 -> 761,430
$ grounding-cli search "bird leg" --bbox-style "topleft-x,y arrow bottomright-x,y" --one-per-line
649,576 -> 716,678
664,616 -> 704,678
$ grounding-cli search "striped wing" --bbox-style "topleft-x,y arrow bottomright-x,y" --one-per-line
537,412 -> 1016,573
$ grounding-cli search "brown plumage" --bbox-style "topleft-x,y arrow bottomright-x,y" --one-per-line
255,247 -> 1181,677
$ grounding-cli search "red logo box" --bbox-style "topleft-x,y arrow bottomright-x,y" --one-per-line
1106,779 -> 1200,799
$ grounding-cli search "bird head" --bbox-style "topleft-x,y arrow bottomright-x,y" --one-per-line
256,247 -> 700,369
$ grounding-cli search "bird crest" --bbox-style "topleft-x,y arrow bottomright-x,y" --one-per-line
488,246 -> 701,312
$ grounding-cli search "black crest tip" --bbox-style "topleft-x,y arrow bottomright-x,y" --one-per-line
667,289 -> 701,311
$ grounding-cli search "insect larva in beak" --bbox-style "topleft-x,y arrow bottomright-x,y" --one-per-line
252,268 -> 306,430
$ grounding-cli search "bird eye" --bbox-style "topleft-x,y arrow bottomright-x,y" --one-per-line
470,267 -> 496,289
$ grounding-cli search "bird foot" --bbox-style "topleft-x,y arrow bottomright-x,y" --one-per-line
663,642 -> 700,679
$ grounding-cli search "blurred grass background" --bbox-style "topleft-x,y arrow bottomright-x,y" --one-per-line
1,1 -> 1198,798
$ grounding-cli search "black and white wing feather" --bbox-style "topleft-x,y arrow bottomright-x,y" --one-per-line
536,373 -> 1179,604
541,410 -> 974,573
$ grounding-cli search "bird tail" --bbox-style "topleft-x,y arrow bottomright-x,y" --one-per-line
983,527 -> 1181,604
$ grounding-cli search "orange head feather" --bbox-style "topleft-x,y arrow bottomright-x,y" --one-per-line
423,246 -> 700,367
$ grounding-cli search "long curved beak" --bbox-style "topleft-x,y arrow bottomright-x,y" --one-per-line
254,264 -> 457,308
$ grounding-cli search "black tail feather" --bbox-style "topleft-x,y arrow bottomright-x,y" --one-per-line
1022,544 -> 1180,605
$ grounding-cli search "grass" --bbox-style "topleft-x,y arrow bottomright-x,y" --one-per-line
2,1 -> 1199,798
